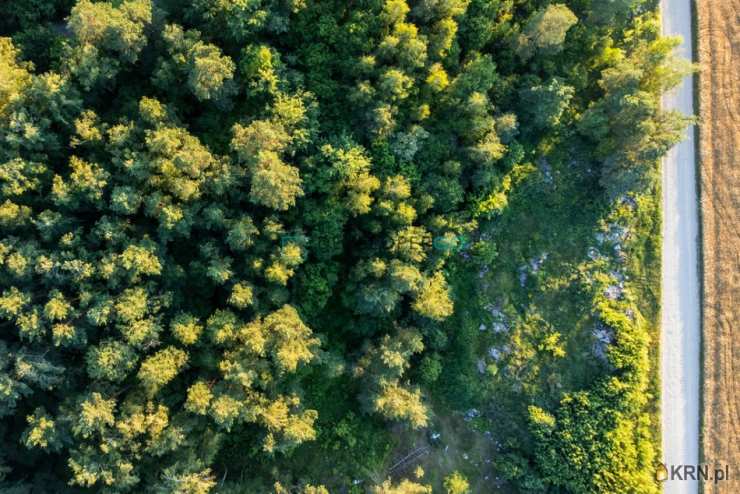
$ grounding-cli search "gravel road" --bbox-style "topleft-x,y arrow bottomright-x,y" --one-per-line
660,0 -> 701,492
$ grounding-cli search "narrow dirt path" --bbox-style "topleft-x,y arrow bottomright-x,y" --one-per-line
660,0 -> 701,492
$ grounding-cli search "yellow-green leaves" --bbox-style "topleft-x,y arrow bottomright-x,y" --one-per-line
249,151 -> 304,211
199,306 -> 320,447
115,287 -> 148,323
0,159 -> 46,197
22,408 -> 60,451
72,110 -> 104,146
138,347 -> 188,395
185,381 -> 213,415
120,242 -> 162,278
389,261 -> 422,293
380,69 -> 413,101
318,142 -> 380,216
17,307 -> 44,342
208,393 -> 241,430
443,472 -> 470,494
86,340 -> 137,382
528,405 -> 556,430
68,0 -> 153,63
262,305 -> 319,373
357,329 -> 428,428
171,314 -> 204,345
110,186 -> 143,215
516,4 -> 578,60
373,382 -> 428,428
155,466 -> 216,494
232,120 -> 290,163
74,392 -> 116,438
382,0 -> 410,25
261,396 -> 318,453
159,24 -> 236,102
372,477 -> 432,493
0,38 -> 31,116
231,120 -> 304,211
144,124 -> 218,204
426,63 -> 450,92
228,282 -> 254,310
123,318 -> 161,347
52,156 -> 109,206
390,226 -> 431,263
207,310 -> 239,345
52,322 -> 80,347
240,44 -> 281,93
44,291 -> 71,321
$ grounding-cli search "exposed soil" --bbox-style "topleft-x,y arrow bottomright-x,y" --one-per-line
697,0 -> 740,492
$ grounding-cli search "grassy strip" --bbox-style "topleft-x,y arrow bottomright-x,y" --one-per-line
689,0 -> 707,487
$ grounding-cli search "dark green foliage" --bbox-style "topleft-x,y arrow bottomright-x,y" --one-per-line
0,0 -> 689,491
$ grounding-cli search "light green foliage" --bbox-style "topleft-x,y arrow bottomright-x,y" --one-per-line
0,288 -> 29,318
158,24 -> 236,102
520,77 -> 575,130
390,226 -> 431,263
111,186 -> 143,215
44,291 -> 71,321
67,0 -> 153,89
250,151 -> 304,210
413,272 -> 453,320
0,0 -> 689,491
316,142 -> 381,215
154,465 -> 216,494
358,329 -> 428,427
588,0 -> 640,24
0,38 -> 31,116
528,385 -> 659,493
516,4 -> 578,59
231,120 -> 304,210
68,0 -> 153,62
239,44 -> 282,93
261,305 -> 320,373
232,120 -> 290,161
190,0 -> 269,41
185,381 -> 213,415
274,482 -> 330,494
120,242 -> 162,278
443,471 -> 470,494
426,63 -> 450,91
22,407 -> 61,451
138,347 -> 188,395
116,287 -> 149,324
86,340 -> 137,382
578,17 -> 694,199
373,382 -> 428,428
372,478 -> 432,494
73,392 -> 116,438
389,261 -> 422,293
382,0 -> 410,25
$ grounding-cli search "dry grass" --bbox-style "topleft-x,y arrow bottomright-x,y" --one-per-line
696,0 -> 740,491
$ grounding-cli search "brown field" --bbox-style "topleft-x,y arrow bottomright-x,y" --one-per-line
696,0 -> 740,491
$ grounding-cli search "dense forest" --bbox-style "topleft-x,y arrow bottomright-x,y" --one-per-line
0,0 -> 691,492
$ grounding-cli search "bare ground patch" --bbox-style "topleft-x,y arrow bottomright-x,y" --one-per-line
697,0 -> 740,491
